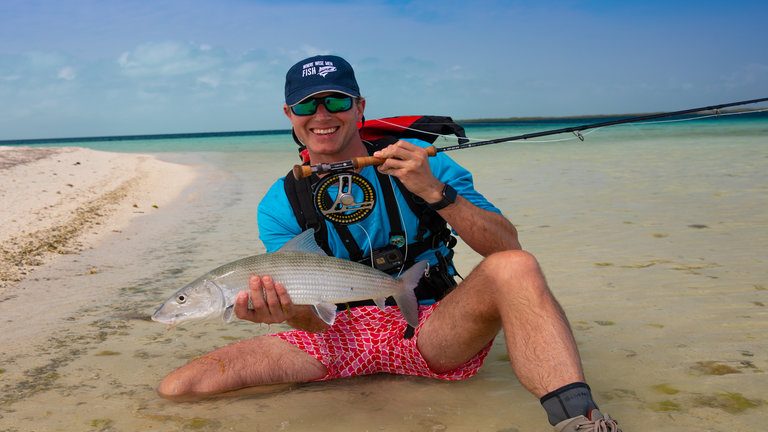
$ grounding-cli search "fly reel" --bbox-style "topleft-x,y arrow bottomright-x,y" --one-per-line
313,171 -> 376,225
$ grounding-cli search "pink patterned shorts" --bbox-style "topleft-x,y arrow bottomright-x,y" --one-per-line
271,304 -> 493,381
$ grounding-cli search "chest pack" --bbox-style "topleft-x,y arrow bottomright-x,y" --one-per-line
283,116 -> 469,302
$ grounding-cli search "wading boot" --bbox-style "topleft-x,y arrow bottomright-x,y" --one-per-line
554,409 -> 622,432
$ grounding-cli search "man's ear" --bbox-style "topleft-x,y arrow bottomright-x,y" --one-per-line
283,104 -> 291,119
356,97 -> 366,122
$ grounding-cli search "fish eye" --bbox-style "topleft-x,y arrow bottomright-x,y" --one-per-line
177,295 -> 186,304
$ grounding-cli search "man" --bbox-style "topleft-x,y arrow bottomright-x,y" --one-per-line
158,55 -> 623,432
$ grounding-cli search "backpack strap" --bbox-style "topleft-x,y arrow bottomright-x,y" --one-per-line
283,172 -> 334,256
374,168 -> 406,246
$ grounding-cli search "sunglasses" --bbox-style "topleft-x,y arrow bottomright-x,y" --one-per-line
290,95 -> 354,116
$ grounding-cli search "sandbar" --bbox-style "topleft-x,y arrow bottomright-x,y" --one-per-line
0,146 -> 197,293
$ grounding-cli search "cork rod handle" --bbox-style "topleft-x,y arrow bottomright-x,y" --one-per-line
291,146 -> 438,179
352,145 -> 437,169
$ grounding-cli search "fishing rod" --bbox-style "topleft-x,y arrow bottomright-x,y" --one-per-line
293,96 -> 768,180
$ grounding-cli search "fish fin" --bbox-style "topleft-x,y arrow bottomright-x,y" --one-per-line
393,261 -> 429,328
223,304 -> 235,322
313,302 -> 338,326
277,229 -> 327,255
373,298 -> 387,310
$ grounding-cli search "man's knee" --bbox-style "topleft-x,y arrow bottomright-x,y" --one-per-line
156,359 -> 221,400
482,249 -> 542,280
157,371 -> 193,400
476,250 -> 552,301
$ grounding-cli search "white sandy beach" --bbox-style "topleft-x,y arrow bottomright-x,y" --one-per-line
0,146 -> 197,292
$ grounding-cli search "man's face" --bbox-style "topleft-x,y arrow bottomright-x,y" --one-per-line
284,92 -> 365,159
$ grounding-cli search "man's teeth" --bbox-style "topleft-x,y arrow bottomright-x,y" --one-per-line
313,127 -> 338,135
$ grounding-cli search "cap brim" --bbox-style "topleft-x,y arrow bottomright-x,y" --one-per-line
286,85 -> 360,105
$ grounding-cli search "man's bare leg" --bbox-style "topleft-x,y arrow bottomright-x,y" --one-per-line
417,249 -> 584,397
157,335 -> 327,400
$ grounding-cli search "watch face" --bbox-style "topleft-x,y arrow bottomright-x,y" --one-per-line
429,184 -> 456,211
443,184 -> 457,203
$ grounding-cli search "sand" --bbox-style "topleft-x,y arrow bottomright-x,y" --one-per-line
0,146 -> 197,292
0,136 -> 765,432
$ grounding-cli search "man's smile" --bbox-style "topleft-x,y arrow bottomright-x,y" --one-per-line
311,127 -> 339,135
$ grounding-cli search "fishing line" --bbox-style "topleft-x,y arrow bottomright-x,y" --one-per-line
619,106 -> 768,125
370,103 -> 768,145
369,117 -> 603,144
387,174 -> 409,279
351,223 -> 376,269
530,106 -> 768,144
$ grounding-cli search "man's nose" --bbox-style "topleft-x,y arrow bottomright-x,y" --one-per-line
313,103 -> 333,118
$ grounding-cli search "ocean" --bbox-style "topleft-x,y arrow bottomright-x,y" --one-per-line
1,110 -> 767,431
3,110 -> 768,152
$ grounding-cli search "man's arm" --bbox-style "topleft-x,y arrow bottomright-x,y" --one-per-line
433,194 -> 520,255
373,140 -> 520,256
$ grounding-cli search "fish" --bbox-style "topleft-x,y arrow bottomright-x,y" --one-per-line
151,229 -> 428,328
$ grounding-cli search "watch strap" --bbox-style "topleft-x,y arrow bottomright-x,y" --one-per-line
427,183 -> 457,211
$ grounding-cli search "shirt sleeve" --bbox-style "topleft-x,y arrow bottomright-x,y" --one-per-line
404,138 -> 501,214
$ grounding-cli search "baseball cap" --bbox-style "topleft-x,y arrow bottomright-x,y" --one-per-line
284,55 -> 360,105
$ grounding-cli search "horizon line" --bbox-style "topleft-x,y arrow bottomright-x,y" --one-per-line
1,108 -> 763,145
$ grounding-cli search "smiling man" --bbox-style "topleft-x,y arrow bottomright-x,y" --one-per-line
157,54 -> 623,432
283,57 -> 367,162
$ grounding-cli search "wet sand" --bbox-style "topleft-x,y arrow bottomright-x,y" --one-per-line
0,146 -> 197,293
0,137 -> 766,431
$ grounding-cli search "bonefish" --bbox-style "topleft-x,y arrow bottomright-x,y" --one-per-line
152,229 -> 427,328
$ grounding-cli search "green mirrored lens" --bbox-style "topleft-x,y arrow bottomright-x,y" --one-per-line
324,96 -> 353,113
291,99 -> 318,116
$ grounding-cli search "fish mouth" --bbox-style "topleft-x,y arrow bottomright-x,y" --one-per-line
150,306 -> 174,324
150,304 -> 163,322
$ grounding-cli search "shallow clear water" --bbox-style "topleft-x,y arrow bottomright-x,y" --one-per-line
1,114 -> 766,431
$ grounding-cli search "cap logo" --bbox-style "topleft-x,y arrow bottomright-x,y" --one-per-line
301,60 -> 338,78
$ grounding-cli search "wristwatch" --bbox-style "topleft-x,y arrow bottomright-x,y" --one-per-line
427,183 -> 457,211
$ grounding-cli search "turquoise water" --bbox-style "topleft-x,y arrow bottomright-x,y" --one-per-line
1,108 -> 767,431
2,111 -> 766,154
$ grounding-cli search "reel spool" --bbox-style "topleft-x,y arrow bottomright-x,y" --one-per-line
313,171 -> 376,225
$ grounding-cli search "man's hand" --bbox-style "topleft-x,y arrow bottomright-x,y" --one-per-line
235,275 -> 330,332
373,140 -> 443,203
375,140 -> 521,255
234,275 -> 296,324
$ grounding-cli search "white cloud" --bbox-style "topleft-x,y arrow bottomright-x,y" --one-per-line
117,51 -> 132,68
296,45 -> 330,58
57,66 -> 76,80
117,41 -> 222,77
197,75 -> 220,88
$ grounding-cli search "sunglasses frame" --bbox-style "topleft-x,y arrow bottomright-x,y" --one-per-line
290,94 -> 355,116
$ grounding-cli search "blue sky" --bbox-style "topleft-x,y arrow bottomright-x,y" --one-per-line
1,0 -> 766,139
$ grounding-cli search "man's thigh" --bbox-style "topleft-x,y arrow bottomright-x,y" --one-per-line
416,268 -> 502,373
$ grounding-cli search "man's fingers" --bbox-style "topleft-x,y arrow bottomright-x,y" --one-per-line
248,275 -> 266,308
274,282 -> 293,310
234,275 -> 295,324
261,276 -> 282,315
234,290 -> 254,319
374,141 -> 417,161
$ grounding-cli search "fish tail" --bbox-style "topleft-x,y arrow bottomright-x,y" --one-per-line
393,261 -> 428,328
